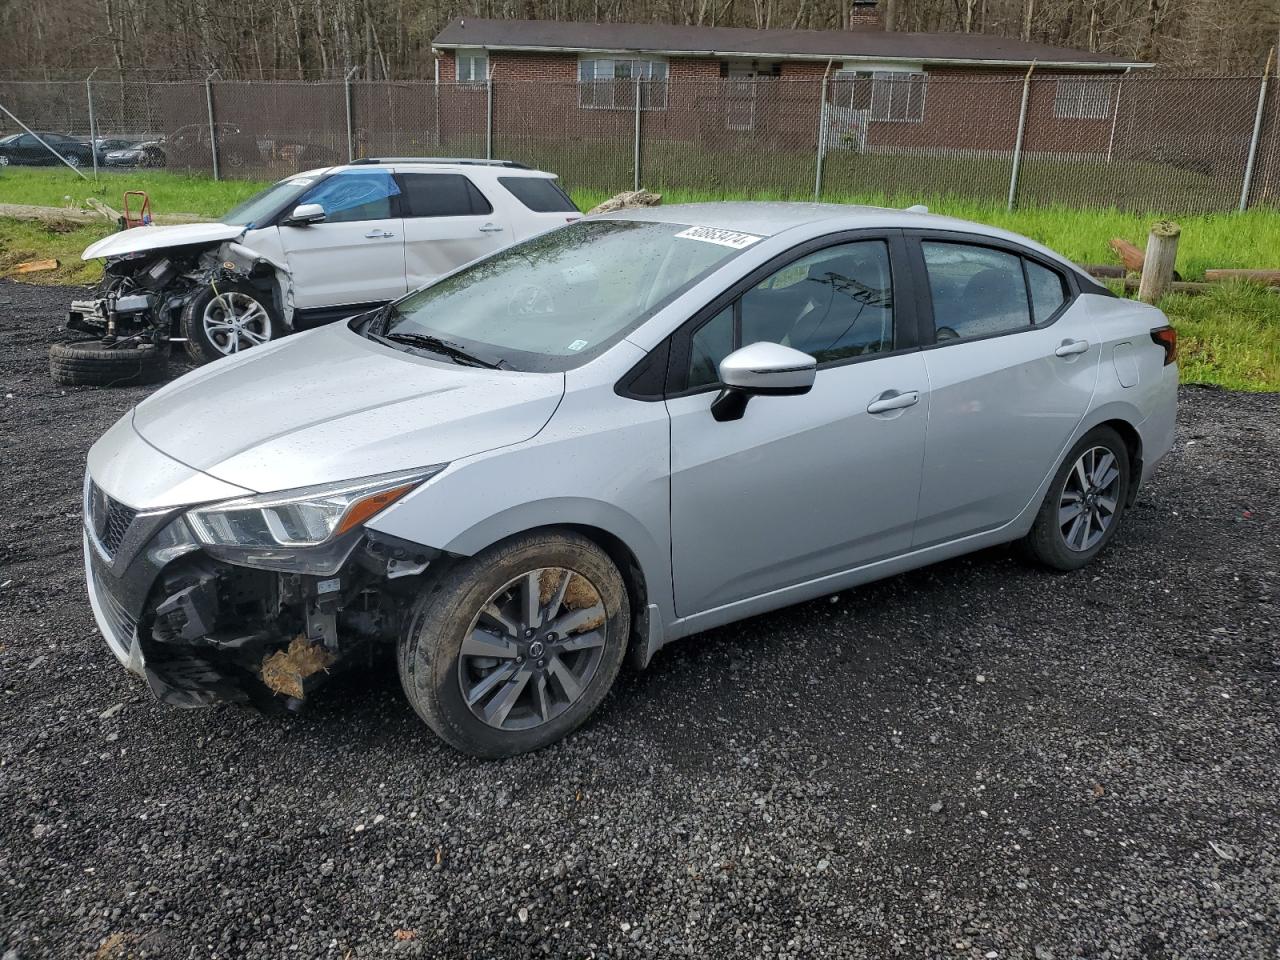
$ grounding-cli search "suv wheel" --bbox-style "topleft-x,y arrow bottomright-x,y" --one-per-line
1022,426 -> 1131,571
398,531 -> 630,758
181,284 -> 280,364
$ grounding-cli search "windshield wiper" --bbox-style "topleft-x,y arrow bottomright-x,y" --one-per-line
374,331 -> 502,369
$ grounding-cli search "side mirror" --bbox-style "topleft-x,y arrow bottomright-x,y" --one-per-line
282,203 -> 326,227
712,341 -> 816,422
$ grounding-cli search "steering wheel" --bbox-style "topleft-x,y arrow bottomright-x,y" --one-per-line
507,283 -> 556,317
935,326 -> 960,342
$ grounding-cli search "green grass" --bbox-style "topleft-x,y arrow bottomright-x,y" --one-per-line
2,167 -> 1277,390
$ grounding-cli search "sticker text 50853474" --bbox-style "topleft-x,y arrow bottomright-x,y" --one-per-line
674,226 -> 762,249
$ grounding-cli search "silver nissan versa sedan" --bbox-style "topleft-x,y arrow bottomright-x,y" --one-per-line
83,203 -> 1178,756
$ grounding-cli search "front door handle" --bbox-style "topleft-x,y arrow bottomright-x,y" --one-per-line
479,223 -> 505,233
866,390 -> 920,415
365,229 -> 395,239
1055,339 -> 1090,357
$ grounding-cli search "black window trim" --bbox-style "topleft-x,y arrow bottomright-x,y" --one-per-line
905,229 -> 1079,350
628,228 -> 920,401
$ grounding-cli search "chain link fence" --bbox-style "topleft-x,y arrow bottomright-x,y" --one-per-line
2,72 -> 1279,212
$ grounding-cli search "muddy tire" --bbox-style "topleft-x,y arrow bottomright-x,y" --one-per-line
398,530 -> 630,758
181,283 -> 281,365
48,339 -> 168,387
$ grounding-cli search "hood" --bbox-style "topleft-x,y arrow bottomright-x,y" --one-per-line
82,222 -> 245,261
131,323 -> 566,492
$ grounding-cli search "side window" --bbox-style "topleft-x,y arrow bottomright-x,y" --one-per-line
921,241 -> 1030,341
399,173 -> 494,218
687,306 -> 734,389
740,240 -> 893,363
681,239 -> 895,389
298,171 -> 399,224
1026,260 -> 1068,324
498,176 -> 579,213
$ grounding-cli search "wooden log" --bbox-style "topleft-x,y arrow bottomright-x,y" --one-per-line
1203,268 -> 1280,284
1109,237 -> 1145,272
1138,220 -> 1181,303
1079,263 -> 1126,278
14,258 -> 59,274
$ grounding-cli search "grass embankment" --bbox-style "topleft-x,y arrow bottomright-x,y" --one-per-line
2,168 -> 1277,390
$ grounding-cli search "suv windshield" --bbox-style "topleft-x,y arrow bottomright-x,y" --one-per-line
222,175 -> 321,228
381,219 -> 758,371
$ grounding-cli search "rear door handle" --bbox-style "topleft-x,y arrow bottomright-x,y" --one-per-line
479,223 -> 505,233
1055,339 -> 1090,357
365,229 -> 395,239
866,390 -> 920,414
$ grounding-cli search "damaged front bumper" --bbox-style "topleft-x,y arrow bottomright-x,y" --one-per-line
84,495 -> 428,710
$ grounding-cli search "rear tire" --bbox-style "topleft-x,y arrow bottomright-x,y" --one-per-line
1021,426 -> 1130,571
181,283 -> 281,365
398,530 -> 630,758
48,339 -> 168,387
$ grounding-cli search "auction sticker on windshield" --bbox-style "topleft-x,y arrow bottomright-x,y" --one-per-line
674,226 -> 762,249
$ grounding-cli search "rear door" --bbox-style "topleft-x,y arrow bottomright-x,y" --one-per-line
908,232 -> 1100,548
395,171 -> 509,292
277,169 -> 406,308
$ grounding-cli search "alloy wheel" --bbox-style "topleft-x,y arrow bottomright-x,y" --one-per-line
458,568 -> 608,731
1059,445 -> 1121,552
202,292 -> 271,355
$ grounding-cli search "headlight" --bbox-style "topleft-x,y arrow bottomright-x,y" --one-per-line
187,466 -> 444,550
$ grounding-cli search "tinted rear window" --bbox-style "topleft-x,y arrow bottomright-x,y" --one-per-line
399,173 -> 494,217
498,176 -> 579,213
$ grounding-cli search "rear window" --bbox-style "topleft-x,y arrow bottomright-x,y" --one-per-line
399,173 -> 494,217
498,176 -> 579,213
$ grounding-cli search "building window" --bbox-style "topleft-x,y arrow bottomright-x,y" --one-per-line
1054,78 -> 1113,119
578,57 -> 669,110
869,71 -> 926,122
456,49 -> 488,84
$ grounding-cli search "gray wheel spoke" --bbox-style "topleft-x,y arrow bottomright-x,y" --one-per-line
464,661 -> 518,706
1059,501 -> 1084,525
482,667 -> 532,727
1095,466 -> 1120,491
545,569 -> 572,621
480,604 -> 519,638
1095,495 -> 1118,516
461,629 -> 518,660
556,629 -> 605,653
546,655 -> 582,702
521,570 -> 540,629
552,603 -> 605,635
1073,458 -> 1090,492
1066,514 -> 1087,550
1089,451 -> 1114,486
240,328 -> 267,345
535,673 -> 551,723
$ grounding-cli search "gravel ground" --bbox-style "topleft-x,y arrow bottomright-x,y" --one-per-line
1,279 -> 1277,960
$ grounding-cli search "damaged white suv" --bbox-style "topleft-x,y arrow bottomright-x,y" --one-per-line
52,158 -> 579,385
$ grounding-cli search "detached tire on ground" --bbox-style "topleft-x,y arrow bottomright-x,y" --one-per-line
398,530 -> 630,758
48,340 -> 168,387
181,283 -> 281,365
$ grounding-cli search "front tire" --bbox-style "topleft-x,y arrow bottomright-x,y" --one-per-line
1022,426 -> 1130,571
398,531 -> 630,758
181,283 -> 280,364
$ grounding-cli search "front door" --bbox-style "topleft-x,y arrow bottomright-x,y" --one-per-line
667,235 -> 929,616
910,235 -> 1100,547
395,171 -> 509,292
278,169 -> 406,308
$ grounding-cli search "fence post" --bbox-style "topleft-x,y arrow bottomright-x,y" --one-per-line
85,67 -> 99,182
1105,67 -> 1129,164
633,76 -> 642,191
344,66 -> 359,163
813,69 -> 831,202
205,71 -> 220,180
485,74 -> 494,160
1138,220 -> 1180,303
1007,62 -> 1036,211
1239,47 -> 1273,211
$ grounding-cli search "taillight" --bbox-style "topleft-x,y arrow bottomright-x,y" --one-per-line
1150,326 -> 1177,365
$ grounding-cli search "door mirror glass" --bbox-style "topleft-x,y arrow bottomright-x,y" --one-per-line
713,341 -> 816,422
283,203 -> 326,226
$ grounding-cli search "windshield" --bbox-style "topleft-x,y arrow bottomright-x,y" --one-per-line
221,174 -> 321,228
382,219 -> 760,371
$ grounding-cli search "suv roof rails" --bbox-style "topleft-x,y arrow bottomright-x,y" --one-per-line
348,157 -> 531,169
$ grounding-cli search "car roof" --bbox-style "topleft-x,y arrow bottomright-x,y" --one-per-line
600,201 -> 1084,275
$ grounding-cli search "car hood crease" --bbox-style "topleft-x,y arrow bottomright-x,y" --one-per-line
82,222 -> 246,260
